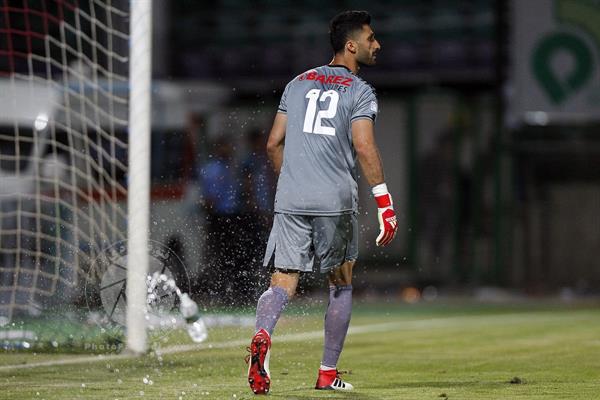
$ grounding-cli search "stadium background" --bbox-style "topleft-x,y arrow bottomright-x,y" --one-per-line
150,0 -> 600,295
1,0 -> 599,317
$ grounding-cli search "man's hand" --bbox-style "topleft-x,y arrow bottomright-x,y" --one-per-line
352,121 -> 396,245
373,184 -> 397,246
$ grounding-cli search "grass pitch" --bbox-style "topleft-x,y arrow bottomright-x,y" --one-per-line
1,301 -> 599,399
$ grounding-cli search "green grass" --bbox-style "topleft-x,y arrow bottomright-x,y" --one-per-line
1,302 -> 600,399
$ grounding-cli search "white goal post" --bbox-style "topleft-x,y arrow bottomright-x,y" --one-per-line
126,0 -> 152,355
0,0 -> 152,354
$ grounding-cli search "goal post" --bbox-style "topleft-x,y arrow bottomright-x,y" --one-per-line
0,0 -> 152,354
126,0 -> 152,355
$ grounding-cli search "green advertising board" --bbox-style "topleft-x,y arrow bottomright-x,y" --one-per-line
511,0 -> 600,124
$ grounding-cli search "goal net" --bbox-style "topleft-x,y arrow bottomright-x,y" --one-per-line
0,0 -> 147,351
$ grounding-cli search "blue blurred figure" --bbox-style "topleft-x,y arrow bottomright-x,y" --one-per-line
198,136 -> 243,303
241,128 -> 274,215
200,136 -> 241,216
240,129 -> 275,298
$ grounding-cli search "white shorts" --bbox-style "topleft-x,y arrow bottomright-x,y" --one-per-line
262,213 -> 358,273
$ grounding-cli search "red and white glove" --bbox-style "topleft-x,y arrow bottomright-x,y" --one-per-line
373,183 -> 397,247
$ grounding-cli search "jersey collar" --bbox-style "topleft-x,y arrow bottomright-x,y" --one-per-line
327,64 -> 353,73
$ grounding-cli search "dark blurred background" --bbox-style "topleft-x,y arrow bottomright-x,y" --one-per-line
164,0 -> 496,85
154,0 -> 600,297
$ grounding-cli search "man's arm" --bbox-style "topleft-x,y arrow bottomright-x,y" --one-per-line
266,113 -> 287,175
352,119 -> 397,246
352,119 -> 384,186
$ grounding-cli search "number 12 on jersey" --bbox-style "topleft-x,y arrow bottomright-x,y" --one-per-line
303,89 -> 339,136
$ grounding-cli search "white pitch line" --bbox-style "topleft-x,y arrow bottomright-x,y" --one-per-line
0,311 -> 587,371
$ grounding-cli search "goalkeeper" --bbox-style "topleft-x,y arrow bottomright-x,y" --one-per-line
246,10 -> 397,394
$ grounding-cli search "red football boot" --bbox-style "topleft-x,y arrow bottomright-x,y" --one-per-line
246,329 -> 271,394
315,368 -> 354,391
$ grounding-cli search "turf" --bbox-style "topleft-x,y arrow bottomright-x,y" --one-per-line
1,302 -> 599,399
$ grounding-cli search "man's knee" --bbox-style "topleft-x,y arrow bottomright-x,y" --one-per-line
271,270 -> 300,298
328,260 -> 355,286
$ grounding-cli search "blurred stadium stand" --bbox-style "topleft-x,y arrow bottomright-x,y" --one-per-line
166,0 -> 497,89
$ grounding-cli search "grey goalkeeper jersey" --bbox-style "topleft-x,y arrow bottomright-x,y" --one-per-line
274,64 -> 378,216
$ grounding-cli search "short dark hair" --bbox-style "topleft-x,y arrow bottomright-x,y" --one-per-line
329,11 -> 371,54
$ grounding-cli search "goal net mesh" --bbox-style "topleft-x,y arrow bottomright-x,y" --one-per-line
0,0 -> 129,332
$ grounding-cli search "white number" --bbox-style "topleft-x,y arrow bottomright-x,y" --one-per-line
303,89 -> 339,136
303,89 -> 320,133
314,90 -> 339,135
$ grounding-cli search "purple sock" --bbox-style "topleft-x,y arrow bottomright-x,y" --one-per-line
255,286 -> 289,336
321,285 -> 353,368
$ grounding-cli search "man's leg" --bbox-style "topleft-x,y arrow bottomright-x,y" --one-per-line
248,270 -> 299,395
315,260 -> 355,391
322,260 -> 354,368
255,270 -> 299,335
248,213 -> 311,394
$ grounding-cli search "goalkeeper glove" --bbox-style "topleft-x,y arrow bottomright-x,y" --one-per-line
372,183 -> 397,247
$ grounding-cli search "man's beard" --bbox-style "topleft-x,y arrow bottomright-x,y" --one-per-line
357,57 -> 376,67
357,51 -> 377,67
